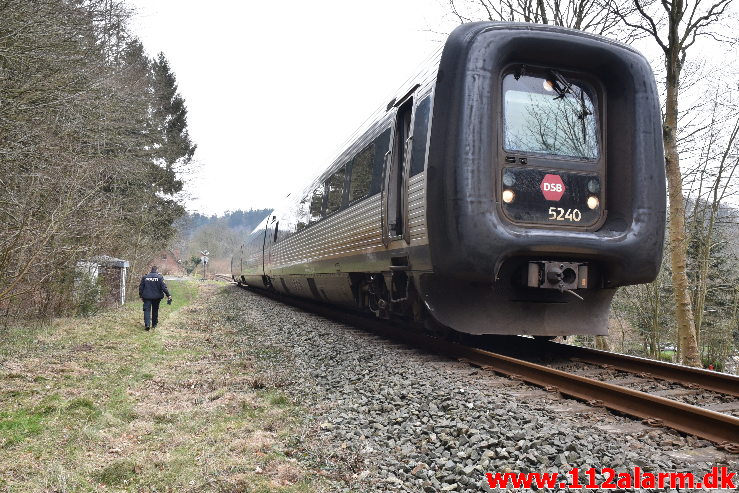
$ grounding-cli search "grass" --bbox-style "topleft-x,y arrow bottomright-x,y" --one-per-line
0,409 -> 46,448
0,280 -> 340,491
659,350 -> 676,362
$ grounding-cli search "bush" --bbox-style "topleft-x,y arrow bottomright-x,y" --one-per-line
701,356 -> 725,372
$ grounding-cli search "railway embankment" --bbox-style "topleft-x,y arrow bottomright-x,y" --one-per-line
225,286 -> 738,492
3,282 -> 737,491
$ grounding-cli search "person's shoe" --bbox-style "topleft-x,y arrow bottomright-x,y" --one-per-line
145,326 -> 151,331
152,324 -> 157,329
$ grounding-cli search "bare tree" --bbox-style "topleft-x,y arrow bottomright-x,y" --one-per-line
607,0 -> 733,366
0,0 -> 192,318
448,0 -> 626,34
612,250 -> 675,358
677,86 -> 739,368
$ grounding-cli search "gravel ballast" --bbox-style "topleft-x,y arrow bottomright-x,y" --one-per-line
219,285 -> 738,492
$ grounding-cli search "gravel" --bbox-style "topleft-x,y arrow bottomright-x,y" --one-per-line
221,285 -> 739,492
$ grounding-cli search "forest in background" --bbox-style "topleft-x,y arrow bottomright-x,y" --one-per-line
171,209 -> 271,275
0,0 -> 195,319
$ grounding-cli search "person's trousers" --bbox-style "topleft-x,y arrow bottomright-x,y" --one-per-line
142,298 -> 162,328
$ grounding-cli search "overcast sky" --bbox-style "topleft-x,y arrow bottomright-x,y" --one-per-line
126,0 -> 457,215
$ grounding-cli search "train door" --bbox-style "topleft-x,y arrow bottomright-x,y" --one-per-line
265,215 -> 280,264
261,218 -> 271,275
383,97 -> 414,246
236,245 -> 243,279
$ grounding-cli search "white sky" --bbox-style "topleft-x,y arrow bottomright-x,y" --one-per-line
126,0 -> 457,215
126,2 -> 738,216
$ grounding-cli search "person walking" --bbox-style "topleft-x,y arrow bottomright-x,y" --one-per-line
138,265 -> 172,331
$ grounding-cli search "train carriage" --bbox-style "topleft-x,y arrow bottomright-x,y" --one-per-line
232,22 -> 666,337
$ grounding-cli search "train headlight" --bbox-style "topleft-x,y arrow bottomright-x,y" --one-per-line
503,171 -> 516,187
502,189 -> 515,204
587,196 -> 600,209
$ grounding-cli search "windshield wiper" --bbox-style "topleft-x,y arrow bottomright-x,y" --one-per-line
547,69 -> 574,100
548,69 -> 593,143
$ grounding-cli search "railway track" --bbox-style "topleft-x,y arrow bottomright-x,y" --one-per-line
462,335 -> 739,416
237,285 -> 739,453
543,340 -> 738,398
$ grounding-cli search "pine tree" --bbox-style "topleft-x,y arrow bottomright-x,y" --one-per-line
151,53 -> 196,195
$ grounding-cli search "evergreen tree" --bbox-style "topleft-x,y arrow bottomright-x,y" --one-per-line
0,0 -> 194,316
151,53 -> 196,195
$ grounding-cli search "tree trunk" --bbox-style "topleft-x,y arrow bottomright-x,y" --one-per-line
595,335 -> 610,350
663,38 -> 701,367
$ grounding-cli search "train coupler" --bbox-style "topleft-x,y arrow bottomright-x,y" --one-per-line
527,261 -> 588,292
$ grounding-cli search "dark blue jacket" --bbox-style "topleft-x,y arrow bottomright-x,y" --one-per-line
139,270 -> 170,300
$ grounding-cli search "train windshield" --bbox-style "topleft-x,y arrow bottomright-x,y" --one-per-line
503,73 -> 599,160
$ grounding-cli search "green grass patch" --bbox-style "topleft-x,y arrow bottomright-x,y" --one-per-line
659,350 -> 676,362
166,280 -> 198,310
65,397 -> 100,420
92,460 -> 138,486
268,391 -> 290,407
0,409 -> 45,447
0,321 -> 54,360
106,387 -> 137,424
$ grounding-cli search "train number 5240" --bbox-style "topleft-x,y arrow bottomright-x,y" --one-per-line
548,207 -> 582,222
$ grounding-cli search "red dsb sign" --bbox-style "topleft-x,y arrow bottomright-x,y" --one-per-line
540,174 -> 566,201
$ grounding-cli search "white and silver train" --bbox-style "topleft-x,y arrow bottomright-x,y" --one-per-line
232,22 -> 666,337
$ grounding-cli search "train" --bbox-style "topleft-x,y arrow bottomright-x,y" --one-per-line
231,21 -> 666,337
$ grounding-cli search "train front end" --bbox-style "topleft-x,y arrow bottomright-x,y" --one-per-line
422,23 -> 665,336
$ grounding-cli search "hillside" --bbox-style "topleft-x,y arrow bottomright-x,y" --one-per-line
172,209 -> 271,274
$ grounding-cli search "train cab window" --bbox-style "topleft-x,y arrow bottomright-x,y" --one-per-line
308,186 -> 325,224
503,73 -> 599,160
349,142 -> 374,202
410,96 -> 431,176
326,166 -> 346,214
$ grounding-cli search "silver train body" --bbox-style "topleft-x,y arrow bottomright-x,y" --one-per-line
232,22 -> 666,336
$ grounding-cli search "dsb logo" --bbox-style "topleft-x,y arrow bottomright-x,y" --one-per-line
540,174 -> 566,201
542,182 -> 563,192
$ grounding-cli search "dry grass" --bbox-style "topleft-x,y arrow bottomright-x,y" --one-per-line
0,281 -> 339,492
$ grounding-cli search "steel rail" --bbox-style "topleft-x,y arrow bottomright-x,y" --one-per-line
238,285 -> 739,451
446,345 -> 739,450
384,329 -> 739,450
543,341 -> 739,398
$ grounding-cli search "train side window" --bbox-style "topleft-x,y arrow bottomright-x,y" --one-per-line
295,195 -> 310,232
349,142 -> 374,203
309,186 -> 325,224
326,165 -> 346,214
410,96 -> 431,176
371,129 -> 391,195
